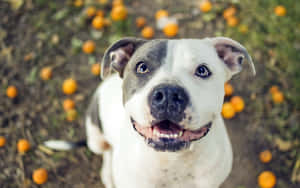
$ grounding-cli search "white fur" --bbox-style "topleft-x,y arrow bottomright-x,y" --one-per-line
44,140 -> 75,150
86,38 -> 252,188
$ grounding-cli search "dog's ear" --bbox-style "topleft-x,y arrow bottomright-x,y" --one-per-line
210,37 -> 256,78
101,37 -> 147,79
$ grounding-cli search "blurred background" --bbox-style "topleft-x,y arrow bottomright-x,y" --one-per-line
0,0 -> 299,187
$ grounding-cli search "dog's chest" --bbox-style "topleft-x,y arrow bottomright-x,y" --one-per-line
113,148 -> 210,188
151,155 -> 198,187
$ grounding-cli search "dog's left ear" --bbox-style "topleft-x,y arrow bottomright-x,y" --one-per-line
101,37 -> 147,79
210,37 -> 256,78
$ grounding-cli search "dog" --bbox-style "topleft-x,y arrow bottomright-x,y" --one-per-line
45,37 -> 255,188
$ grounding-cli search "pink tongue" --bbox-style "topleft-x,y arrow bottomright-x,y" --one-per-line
154,123 -> 181,134
183,127 -> 207,140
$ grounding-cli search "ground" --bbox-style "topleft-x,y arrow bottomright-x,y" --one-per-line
0,0 -> 299,188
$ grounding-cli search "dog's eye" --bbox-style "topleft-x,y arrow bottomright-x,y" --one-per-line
195,65 -> 211,78
136,61 -> 149,74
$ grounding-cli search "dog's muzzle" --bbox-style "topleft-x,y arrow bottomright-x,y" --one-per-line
148,84 -> 189,123
131,119 -> 212,152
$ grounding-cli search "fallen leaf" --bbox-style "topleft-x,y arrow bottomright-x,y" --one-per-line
274,137 -> 292,151
5,0 -> 24,10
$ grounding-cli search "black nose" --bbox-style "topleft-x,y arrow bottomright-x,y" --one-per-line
149,84 -> 189,122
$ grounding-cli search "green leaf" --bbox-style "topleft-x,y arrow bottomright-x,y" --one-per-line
53,8 -> 69,21
5,0 -> 23,10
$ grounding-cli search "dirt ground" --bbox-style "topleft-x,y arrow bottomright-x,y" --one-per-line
0,0 -> 299,188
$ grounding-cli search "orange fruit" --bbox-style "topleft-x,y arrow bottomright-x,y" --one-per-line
73,0 -> 83,7
86,6 -> 96,18
155,9 -> 169,20
32,168 -> 48,185
163,23 -> 179,37
112,0 -> 123,7
258,171 -> 276,188
17,139 -> 30,153
272,91 -> 284,104
82,40 -> 96,54
269,86 -> 279,94
136,17 -> 147,28
40,67 -> 52,81
24,52 -> 35,61
0,136 -> 6,147
96,10 -> 104,17
141,26 -> 154,39
62,78 -> 77,95
274,5 -> 286,16
6,85 -> 18,99
230,96 -> 245,113
91,63 -> 101,76
66,109 -> 78,122
63,99 -> 75,111
227,16 -> 239,27
224,83 -> 234,96
259,150 -> 272,163
238,24 -> 248,34
223,6 -> 236,19
222,102 -> 236,119
111,5 -> 128,21
92,16 -> 105,29
200,0 -> 212,13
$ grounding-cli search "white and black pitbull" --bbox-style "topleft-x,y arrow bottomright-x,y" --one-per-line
45,37 -> 255,188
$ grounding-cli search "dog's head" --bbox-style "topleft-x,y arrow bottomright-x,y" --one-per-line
101,37 -> 255,152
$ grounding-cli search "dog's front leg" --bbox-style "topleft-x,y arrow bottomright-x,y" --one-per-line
85,92 -> 110,154
101,151 -> 115,188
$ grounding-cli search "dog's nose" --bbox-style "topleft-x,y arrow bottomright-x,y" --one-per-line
149,84 -> 189,122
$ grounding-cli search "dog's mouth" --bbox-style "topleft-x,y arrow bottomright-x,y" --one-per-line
131,118 -> 212,152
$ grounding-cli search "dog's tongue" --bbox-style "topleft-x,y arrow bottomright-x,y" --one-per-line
154,121 -> 181,134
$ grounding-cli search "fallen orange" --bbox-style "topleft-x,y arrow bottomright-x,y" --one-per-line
6,85 -> 18,99
40,67 -> 52,81
141,26 -> 155,39
274,5 -> 286,16
200,0 -> 212,13
258,171 -> 276,188
230,96 -> 245,113
82,40 -> 96,54
259,150 -> 272,163
163,23 -> 179,37
62,78 -> 77,95
111,5 -> 128,21
155,9 -> 168,20
17,139 -> 30,153
32,168 -> 48,185
222,102 -> 236,119
136,17 -> 147,28
63,99 -> 75,111
0,136 -> 6,147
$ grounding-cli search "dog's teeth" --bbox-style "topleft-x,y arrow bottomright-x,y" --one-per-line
179,131 -> 183,137
153,129 -> 158,137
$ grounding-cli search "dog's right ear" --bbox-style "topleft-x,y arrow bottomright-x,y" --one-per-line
101,37 -> 147,79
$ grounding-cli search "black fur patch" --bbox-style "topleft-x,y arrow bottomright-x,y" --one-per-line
122,40 -> 168,104
146,138 -> 190,152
